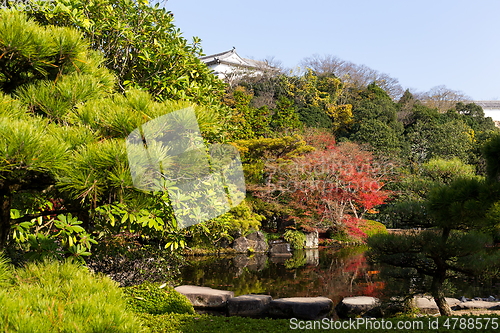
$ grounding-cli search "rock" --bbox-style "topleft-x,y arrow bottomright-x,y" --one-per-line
232,237 -> 250,252
454,300 -> 500,310
174,285 -> 234,308
305,230 -> 319,249
246,231 -> 268,252
269,242 -> 291,254
413,296 -> 460,314
336,296 -> 382,318
227,294 -> 273,317
268,297 -> 333,320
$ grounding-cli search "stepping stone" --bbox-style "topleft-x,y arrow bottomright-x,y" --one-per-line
454,300 -> 500,310
175,285 -> 234,308
336,296 -> 382,318
268,297 -> 333,320
227,294 -> 273,317
413,296 -> 460,314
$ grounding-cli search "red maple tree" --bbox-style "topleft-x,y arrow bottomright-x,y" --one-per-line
255,135 -> 391,239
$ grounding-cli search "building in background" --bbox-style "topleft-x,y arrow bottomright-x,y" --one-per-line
200,48 -> 276,85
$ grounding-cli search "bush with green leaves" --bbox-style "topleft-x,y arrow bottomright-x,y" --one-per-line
359,219 -> 388,238
0,258 -> 143,332
29,0 -> 227,107
11,212 -> 97,263
283,229 -> 306,250
124,281 -> 194,315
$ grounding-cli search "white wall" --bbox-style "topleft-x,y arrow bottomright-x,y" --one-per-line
484,109 -> 500,121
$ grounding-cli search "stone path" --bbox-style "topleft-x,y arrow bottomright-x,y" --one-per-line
175,285 -> 500,319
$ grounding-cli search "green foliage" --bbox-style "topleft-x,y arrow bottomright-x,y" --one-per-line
370,152 -> 500,315
0,11 -> 233,253
137,312 -> 295,333
223,86 -> 270,140
0,252 -> 12,288
482,134 -> 500,181
124,281 -> 194,315
427,178 -> 499,232
29,0 -> 226,106
210,200 -> 264,236
420,158 -> 476,184
353,118 -> 402,154
137,312 -> 500,332
284,250 -> 307,269
360,219 -> 388,238
275,70 -> 353,132
382,158 -> 478,228
0,10 -> 113,95
283,229 -> 306,249
297,105 -> 333,128
454,102 -> 497,133
0,260 -> 143,332
270,96 -> 302,134
236,135 -> 314,164
11,212 -> 97,263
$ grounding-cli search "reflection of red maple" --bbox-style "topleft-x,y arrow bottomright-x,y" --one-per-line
361,282 -> 386,297
344,255 -> 366,272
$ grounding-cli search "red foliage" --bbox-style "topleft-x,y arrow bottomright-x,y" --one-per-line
255,133 -> 392,239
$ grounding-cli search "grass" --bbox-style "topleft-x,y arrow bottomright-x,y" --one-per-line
137,313 -> 500,333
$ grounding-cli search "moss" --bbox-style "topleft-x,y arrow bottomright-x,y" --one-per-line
124,281 -> 194,315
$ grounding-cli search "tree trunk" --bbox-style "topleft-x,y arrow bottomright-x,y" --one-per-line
431,273 -> 452,316
431,228 -> 453,316
0,184 -> 13,250
434,294 -> 452,317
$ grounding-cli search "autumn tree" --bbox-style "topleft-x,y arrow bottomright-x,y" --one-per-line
254,135 -> 391,240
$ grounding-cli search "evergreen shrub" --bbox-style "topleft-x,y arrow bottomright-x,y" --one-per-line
124,281 -> 194,315
0,258 -> 143,332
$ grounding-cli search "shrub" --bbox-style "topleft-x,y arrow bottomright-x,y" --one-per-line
283,229 -> 306,249
360,219 -> 388,238
0,259 -> 143,332
124,282 -> 194,315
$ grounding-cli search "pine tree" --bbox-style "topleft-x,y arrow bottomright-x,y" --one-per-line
0,11 -> 227,249
368,135 -> 500,316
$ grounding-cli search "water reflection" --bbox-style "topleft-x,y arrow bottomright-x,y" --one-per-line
180,246 -> 384,305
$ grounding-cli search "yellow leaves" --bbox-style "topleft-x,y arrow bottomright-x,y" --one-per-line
326,104 -> 354,131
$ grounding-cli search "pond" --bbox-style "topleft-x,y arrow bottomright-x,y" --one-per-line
179,247 -> 500,305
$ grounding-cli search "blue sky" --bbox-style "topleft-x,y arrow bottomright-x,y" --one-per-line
165,0 -> 500,101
